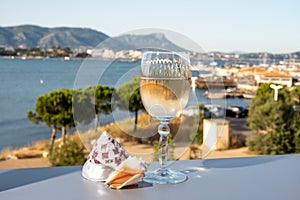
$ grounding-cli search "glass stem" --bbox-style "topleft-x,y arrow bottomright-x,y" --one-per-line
158,122 -> 170,168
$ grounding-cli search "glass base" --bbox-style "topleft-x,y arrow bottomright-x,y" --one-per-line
143,168 -> 187,184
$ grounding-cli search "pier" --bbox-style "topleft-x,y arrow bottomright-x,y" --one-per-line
195,77 -> 237,89
204,90 -> 255,99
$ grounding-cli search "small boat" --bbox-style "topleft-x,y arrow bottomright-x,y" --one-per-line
63,56 -> 70,61
118,58 -> 139,63
243,91 -> 255,99
204,91 -> 226,99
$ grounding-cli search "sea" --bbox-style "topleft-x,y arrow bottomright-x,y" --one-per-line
0,58 -> 250,151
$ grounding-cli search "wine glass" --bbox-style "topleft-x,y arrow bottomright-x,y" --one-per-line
140,51 -> 191,184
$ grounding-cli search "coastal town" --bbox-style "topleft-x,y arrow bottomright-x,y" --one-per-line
2,45 -> 300,99
1,28 -> 300,169
193,59 -> 300,99
1,0 -> 300,197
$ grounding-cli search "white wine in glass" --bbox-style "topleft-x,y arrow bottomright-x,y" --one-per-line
140,51 -> 191,184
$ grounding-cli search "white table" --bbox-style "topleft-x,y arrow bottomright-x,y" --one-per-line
1,155 -> 300,200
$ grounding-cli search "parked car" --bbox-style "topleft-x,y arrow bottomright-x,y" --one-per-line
204,104 -> 225,118
202,107 -> 212,118
226,105 -> 247,118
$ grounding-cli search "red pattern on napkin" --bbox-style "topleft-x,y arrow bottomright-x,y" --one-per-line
87,131 -> 129,169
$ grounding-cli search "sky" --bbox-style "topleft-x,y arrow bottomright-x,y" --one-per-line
1,0 -> 300,53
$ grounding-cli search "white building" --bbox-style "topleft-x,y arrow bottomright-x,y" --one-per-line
236,66 -> 293,87
255,71 -> 292,87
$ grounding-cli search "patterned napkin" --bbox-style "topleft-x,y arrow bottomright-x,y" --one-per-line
82,131 -> 129,181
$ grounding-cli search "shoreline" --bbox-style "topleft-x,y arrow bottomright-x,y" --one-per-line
0,115 -> 255,169
0,143 -> 255,170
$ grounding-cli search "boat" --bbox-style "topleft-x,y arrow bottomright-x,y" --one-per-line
242,91 -> 255,99
21,55 -> 27,60
63,56 -> 70,61
117,58 -> 139,63
204,90 -> 226,99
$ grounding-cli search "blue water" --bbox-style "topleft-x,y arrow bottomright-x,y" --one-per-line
0,58 -> 138,150
0,58 -> 250,151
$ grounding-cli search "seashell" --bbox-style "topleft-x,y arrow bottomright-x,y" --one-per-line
105,156 -> 149,189
107,172 -> 144,189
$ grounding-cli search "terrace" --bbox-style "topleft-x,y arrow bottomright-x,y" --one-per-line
0,155 -> 299,200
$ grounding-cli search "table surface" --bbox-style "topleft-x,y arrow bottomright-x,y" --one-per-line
0,155 -> 300,200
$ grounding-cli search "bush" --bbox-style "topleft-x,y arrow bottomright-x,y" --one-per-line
190,122 -> 203,145
48,137 -> 86,166
246,133 -> 267,155
246,129 -> 298,155
189,104 -> 204,145
246,83 -> 300,155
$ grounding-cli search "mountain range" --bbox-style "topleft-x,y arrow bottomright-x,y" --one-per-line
0,25 -> 108,49
1,25 -> 299,57
0,25 -> 186,51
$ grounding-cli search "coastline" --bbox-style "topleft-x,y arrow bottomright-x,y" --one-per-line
0,143 -> 254,170
0,114 -> 255,169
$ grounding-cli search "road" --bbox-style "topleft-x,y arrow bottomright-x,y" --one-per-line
225,116 -> 252,136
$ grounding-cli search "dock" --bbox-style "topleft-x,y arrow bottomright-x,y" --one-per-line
195,77 -> 237,89
204,90 -> 255,99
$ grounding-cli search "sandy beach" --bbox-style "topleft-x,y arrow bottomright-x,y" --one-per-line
0,142 -> 255,170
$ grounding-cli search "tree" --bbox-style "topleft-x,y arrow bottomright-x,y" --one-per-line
246,83 -> 300,154
189,104 -> 204,145
290,85 -> 300,104
54,89 -> 74,144
28,89 -> 75,152
85,85 -> 114,131
290,85 -> 300,153
116,77 -> 144,132
247,83 -> 292,132
72,88 -> 95,126
28,93 -> 58,152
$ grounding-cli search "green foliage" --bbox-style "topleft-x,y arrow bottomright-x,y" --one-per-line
246,83 -> 300,155
116,77 -> 144,131
290,85 -> 300,104
28,88 -> 75,150
189,104 -> 204,145
28,88 -> 74,128
255,83 -> 273,97
247,130 -> 295,155
48,137 -> 86,166
72,88 -> 95,125
190,124 -> 202,145
86,85 -> 114,115
85,85 -> 114,130
116,77 -> 144,112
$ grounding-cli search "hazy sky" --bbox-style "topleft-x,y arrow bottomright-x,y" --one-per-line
1,0 -> 299,53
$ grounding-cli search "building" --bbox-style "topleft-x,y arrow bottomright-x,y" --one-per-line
288,68 -> 300,78
236,66 -> 293,87
255,71 -> 292,87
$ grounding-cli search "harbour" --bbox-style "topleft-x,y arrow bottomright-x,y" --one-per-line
1,55 -> 300,150
0,58 -> 253,151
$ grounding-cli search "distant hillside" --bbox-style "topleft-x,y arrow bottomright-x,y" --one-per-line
0,25 -> 188,52
0,25 -> 109,49
101,33 -> 187,51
